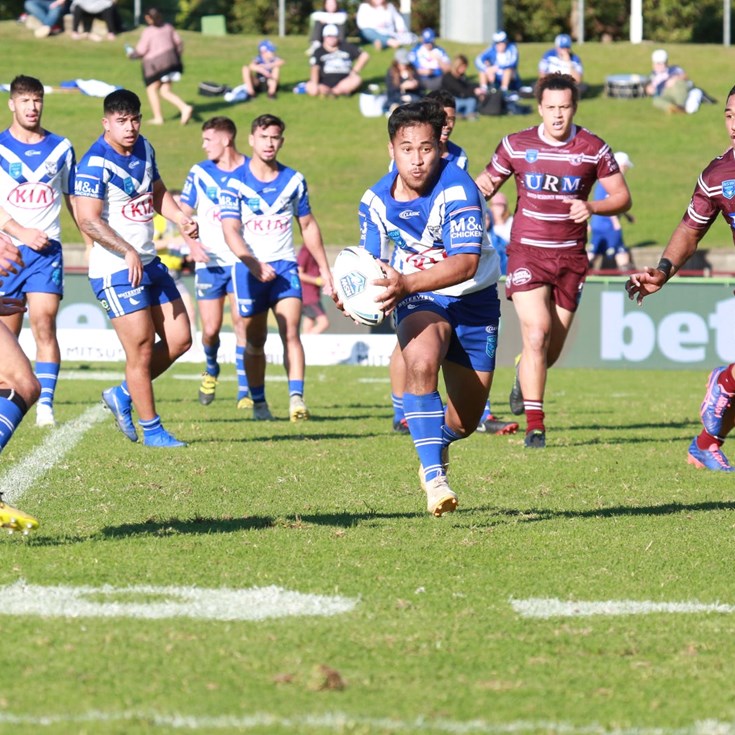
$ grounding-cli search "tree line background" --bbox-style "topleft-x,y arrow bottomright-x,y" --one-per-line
2,0 -> 730,43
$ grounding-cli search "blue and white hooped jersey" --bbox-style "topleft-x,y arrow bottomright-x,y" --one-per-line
181,159 -> 245,269
0,128 -> 75,246
218,162 -> 311,264
75,134 -> 160,279
359,159 -> 500,297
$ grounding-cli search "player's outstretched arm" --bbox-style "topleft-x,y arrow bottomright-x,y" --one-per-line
474,170 -> 503,200
625,221 -> 701,305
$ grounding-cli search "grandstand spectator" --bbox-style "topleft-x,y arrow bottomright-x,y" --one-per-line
476,74 -> 631,448
441,54 -> 484,120
410,28 -> 450,92
646,49 -> 705,115
538,34 -> 587,97
307,24 -> 370,98
384,48 -> 422,113
305,0 -> 348,56
626,83 -> 735,472
356,0 -> 414,50
474,30 -> 520,94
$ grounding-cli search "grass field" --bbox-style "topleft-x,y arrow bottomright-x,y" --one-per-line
3,363 -> 735,733
1,21 -> 734,253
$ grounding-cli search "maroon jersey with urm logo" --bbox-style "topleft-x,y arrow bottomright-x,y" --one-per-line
484,123 -> 619,251
682,147 -> 735,239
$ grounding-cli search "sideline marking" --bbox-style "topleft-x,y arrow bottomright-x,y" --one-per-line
0,580 -> 358,621
0,404 -> 106,504
0,711 -> 732,734
511,598 -> 735,619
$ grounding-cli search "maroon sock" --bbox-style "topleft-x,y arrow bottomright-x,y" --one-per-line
524,400 -> 544,433
697,430 -> 723,450
718,364 -> 735,395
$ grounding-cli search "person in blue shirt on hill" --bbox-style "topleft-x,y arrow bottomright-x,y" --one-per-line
474,30 -> 520,94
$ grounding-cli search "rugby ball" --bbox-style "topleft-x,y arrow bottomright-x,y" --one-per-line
333,246 -> 386,326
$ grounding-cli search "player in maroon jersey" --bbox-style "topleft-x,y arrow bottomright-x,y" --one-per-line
476,73 -> 631,448
626,84 -> 735,472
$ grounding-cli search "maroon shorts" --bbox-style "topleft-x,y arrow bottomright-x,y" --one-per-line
505,243 -> 588,313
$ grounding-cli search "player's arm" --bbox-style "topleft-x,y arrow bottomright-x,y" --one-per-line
221,218 -> 276,282
297,213 -> 333,295
566,172 -> 632,224
177,201 -> 209,263
76,195 -> 144,287
625,222 -> 702,305
378,253 -> 480,314
0,226 -> 24,277
475,170 -> 504,200
0,206 -> 48,252
152,179 -> 198,240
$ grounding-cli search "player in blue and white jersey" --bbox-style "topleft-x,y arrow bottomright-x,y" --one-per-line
0,75 -> 76,428
356,100 -> 501,516
219,114 -> 333,422
179,116 -> 251,408
74,89 -> 198,448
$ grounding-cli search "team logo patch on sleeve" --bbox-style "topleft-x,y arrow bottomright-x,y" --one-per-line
723,180 -> 735,199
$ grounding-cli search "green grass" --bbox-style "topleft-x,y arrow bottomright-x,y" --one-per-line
3,363 -> 735,733
2,21 -> 732,253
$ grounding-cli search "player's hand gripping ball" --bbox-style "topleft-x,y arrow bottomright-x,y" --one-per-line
333,246 -> 386,326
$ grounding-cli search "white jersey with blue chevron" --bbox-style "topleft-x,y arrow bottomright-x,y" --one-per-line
360,159 -> 500,297
0,128 -> 75,246
388,140 -> 468,174
75,134 -> 160,279
181,159 -> 245,269
218,162 -> 311,263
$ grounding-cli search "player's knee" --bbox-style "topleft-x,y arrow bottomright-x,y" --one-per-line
246,342 -> 265,357
14,373 -> 41,408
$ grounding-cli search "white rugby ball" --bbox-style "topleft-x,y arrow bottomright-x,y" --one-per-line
333,246 -> 386,327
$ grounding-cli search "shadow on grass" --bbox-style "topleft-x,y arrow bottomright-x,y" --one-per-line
99,514 -> 276,539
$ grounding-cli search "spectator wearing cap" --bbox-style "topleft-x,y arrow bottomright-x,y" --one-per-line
306,0 -> 348,56
410,28 -> 451,92
385,47 -> 422,113
356,0 -> 415,50
588,152 -> 635,271
645,49 -> 698,114
307,23 -> 370,97
474,30 -> 520,93
538,33 -> 587,95
242,39 -> 284,99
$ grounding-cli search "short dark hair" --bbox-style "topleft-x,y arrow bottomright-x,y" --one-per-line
103,89 -> 141,116
535,72 -> 579,106
387,100 -> 445,143
10,75 -> 44,98
203,116 -> 237,140
251,114 -> 285,134
425,88 -> 456,111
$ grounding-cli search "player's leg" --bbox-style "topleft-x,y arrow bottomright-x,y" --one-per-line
145,80 -> 164,124
273,296 -> 309,421
389,340 -> 409,433
228,293 -> 251,408
511,285 -> 553,447
25,291 -> 61,427
688,364 -> 735,472
242,310 -> 272,420
196,294 -> 225,406
398,308 -> 456,515
159,80 -> 193,124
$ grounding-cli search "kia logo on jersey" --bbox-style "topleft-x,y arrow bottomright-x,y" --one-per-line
8,182 -> 55,209
122,193 -> 154,222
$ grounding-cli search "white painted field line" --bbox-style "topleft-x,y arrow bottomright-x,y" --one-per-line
0,580 -> 358,621
0,712 -> 732,734
512,598 -> 735,619
0,404 -> 106,504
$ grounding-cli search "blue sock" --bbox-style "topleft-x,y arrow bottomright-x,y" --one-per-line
203,340 -> 220,378
442,424 -> 463,451
0,392 -> 26,452
391,393 -> 404,422
404,391 -> 445,482
236,345 -> 249,399
288,379 -> 304,398
251,385 -> 266,403
36,361 -> 60,408
138,415 -> 162,436
481,400 -> 492,423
